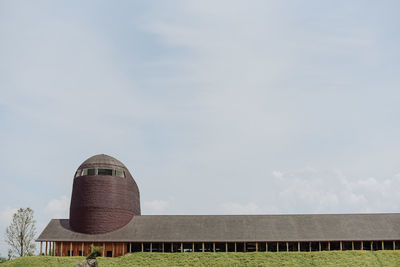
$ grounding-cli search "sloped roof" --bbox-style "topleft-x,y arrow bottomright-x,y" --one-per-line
37,213 -> 400,242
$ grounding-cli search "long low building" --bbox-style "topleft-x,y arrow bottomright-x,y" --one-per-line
37,154 -> 400,257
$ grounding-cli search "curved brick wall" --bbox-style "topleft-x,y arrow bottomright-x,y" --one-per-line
69,154 -> 141,234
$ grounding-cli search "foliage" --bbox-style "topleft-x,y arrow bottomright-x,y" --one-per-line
5,208 -> 36,258
86,244 -> 103,259
2,251 -> 400,267
0,257 -> 7,263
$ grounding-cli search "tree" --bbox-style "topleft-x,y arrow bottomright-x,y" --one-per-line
5,208 -> 36,258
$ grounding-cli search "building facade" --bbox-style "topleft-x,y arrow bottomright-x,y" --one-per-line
37,154 -> 400,257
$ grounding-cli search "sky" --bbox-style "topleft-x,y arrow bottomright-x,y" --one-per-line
1,0 -> 400,257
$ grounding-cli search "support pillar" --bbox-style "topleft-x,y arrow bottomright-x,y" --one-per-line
266,242 -> 268,252
193,242 -> 195,252
234,242 -> 237,252
40,242 -> 43,255
162,242 -> 164,253
277,242 -> 279,252
361,241 -> 363,250
298,242 -> 300,252
352,241 -> 354,250
45,241 -> 48,256
61,242 -> 63,257
393,241 -> 396,250
171,243 -> 173,253
202,242 -> 204,252
371,241 -> 373,251
256,242 -> 258,252
123,243 -> 125,256
319,242 -> 321,252
49,242 -> 52,256
225,242 -> 228,252
181,243 -> 183,253
244,242 -> 246,252
150,242 -> 152,253
286,242 -> 289,252
103,243 -> 105,257
141,242 -> 144,252
382,241 -> 384,250
340,241 -> 342,251
213,242 -> 215,252
112,243 -> 115,257
328,241 -> 330,251
70,242 -> 72,256
309,242 -> 311,252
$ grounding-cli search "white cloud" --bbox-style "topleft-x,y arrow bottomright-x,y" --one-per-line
143,199 -> 171,214
45,196 -> 69,219
219,168 -> 400,215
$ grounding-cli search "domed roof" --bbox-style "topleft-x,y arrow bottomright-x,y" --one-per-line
78,154 -> 126,169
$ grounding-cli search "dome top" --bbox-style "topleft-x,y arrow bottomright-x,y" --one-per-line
79,154 -> 126,169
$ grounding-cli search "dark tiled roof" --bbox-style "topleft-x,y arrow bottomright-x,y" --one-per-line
37,213 -> 400,242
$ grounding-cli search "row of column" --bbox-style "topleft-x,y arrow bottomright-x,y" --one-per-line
131,240 -> 399,253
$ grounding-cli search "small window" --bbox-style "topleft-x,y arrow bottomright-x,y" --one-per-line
81,169 -> 88,176
115,169 -> 125,178
75,169 -> 82,178
98,169 -> 113,176
78,250 -> 83,256
88,168 -> 96,175
106,251 -> 112,257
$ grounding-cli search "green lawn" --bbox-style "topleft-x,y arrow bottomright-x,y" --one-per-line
2,251 -> 400,266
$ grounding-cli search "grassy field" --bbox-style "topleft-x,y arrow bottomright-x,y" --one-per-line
2,251 -> 400,266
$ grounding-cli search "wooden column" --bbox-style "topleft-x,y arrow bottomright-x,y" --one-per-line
382,241 -> 384,250
53,242 -> 55,256
244,242 -> 246,252
141,242 -> 144,252
213,242 -> 215,252
328,241 -> 330,251
340,241 -> 342,251
61,242 -> 63,256
192,242 -> 195,252
40,242 -> 42,255
286,242 -> 289,252
234,242 -> 237,252
103,243 -> 105,257
371,241 -> 373,251
266,242 -> 268,252
171,243 -> 173,253
162,242 -> 164,253
202,242 -> 204,252
352,241 -> 354,250
298,242 -> 300,252
226,242 -> 228,252
309,242 -> 311,252
361,241 -> 363,250
277,242 -> 279,252
112,243 -> 115,257
150,242 -> 152,253
319,242 -> 321,252
70,242 -> 72,256
123,243 -> 125,256
181,243 -> 183,253
81,242 -> 84,256
49,242 -> 52,256
256,242 -> 259,252
393,241 -> 396,250
45,241 -> 48,256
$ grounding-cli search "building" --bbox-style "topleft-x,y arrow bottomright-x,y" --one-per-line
37,154 -> 400,257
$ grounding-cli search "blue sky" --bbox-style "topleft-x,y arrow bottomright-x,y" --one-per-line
1,0 -> 400,256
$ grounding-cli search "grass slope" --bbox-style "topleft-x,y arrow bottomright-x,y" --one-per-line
2,251 -> 400,266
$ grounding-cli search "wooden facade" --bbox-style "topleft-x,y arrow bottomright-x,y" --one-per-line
39,240 -> 400,257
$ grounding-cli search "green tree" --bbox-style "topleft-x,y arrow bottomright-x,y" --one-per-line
5,208 -> 36,258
